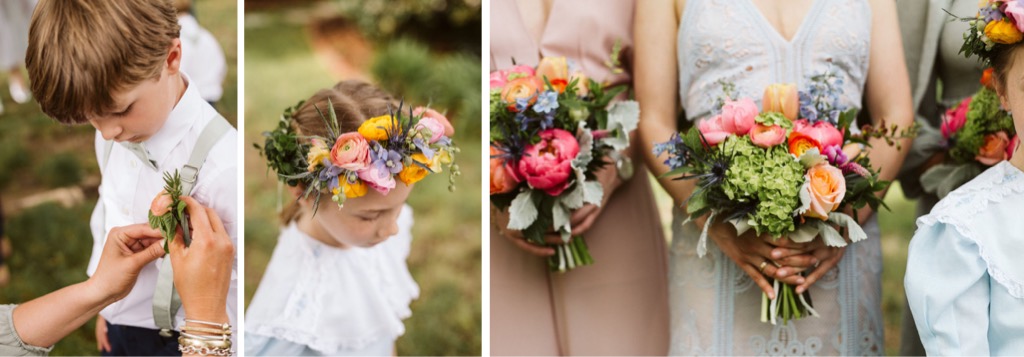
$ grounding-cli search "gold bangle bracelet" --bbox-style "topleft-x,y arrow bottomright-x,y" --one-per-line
178,336 -> 232,349
182,325 -> 233,335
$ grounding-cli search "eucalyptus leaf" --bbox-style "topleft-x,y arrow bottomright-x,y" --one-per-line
572,124 -> 595,169
827,212 -> 867,243
552,203 -> 572,243
789,223 -> 819,243
603,101 -> 640,152
582,180 -> 604,206
816,221 -> 848,247
507,190 -> 539,230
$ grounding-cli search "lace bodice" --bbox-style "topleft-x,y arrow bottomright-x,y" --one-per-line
677,0 -> 871,121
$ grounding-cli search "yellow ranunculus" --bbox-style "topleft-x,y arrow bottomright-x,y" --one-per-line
306,139 -> 330,172
985,19 -> 1023,45
358,115 -> 397,141
398,153 -> 431,185
342,180 -> 368,198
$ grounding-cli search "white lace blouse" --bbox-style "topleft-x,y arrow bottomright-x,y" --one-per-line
244,205 -> 418,356
905,161 -> 1024,355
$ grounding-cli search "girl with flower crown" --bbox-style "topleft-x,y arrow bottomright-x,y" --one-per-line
904,1 -> 1024,354
244,81 -> 457,356
636,0 -> 914,354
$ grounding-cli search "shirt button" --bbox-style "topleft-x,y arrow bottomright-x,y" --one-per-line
130,160 -> 137,169
122,206 -> 130,215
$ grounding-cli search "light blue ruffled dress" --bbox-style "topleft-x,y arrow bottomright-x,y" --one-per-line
905,161 -> 1024,355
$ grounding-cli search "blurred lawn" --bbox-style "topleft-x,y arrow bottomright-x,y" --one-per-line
650,177 -> 920,356
243,7 -> 481,356
0,0 -> 236,355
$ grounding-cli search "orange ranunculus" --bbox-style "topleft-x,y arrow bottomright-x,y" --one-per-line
801,164 -> 846,220
762,83 -> 800,120
985,19 -> 1023,45
788,131 -> 821,157
976,131 -> 1011,166
537,56 -> 569,93
490,146 -> 520,194
500,76 -> 543,112
981,68 -> 996,90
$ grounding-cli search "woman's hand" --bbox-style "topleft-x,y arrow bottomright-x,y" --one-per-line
492,157 -> 624,257
88,224 -> 166,303
765,231 -> 848,294
169,196 -> 233,324
698,216 -> 806,299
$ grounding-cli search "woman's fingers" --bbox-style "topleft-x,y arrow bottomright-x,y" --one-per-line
797,247 -> 846,294
738,262 -> 776,299
510,236 -> 556,257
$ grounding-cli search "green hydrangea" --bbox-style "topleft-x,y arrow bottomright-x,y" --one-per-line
720,136 -> 804,237
951,88 -> 1016,163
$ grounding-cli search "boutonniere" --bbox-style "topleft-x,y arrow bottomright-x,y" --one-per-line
148,170 -> 189,253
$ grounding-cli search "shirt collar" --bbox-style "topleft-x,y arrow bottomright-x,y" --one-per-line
144,72 -> 201,168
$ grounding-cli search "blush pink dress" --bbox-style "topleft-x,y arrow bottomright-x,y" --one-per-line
490,0 -> 670,355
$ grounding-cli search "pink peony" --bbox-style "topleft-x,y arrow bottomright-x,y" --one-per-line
749,124 -> 787,148
150,191 -> 173,216
976,131 -> 1011,166
719,98 -> 758,135
697,115 -> 732,146
413,107 -> 455,143
357,164 -> 396,195
517,129 -> 579,196
330,132 -> 371,171
941,97 -> 971,140
489,70 -> 509,89
490,146 -> 520,194
792,119 -> 844,150
1005,0 -> 1024,33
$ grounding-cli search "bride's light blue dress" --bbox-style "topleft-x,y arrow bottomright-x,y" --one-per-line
905,161 -> 1024,355
671,0 -> 884,354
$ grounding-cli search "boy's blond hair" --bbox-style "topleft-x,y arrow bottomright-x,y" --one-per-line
25,0 -> 181,124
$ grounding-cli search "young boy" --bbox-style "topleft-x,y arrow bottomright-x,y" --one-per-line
25,1 -> 237,355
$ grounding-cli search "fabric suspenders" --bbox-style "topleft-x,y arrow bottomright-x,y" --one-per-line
101,114 -> 231,336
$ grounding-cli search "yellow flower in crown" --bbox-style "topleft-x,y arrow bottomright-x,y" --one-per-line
985,19 -> 1023,45
398,153 -> 431,185
358,115 -> 399,141
332,177 -> 368,199
306,139 -> 330,172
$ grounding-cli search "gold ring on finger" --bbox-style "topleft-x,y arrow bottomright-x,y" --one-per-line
758,261 -> 768,272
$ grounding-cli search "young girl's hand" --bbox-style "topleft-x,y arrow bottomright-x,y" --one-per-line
170,196 -> 233,324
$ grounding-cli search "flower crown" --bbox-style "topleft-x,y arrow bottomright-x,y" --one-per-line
257,99 -> 459,211
958,0 -> 1024,63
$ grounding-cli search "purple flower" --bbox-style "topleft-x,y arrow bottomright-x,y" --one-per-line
824,145 -> 849,166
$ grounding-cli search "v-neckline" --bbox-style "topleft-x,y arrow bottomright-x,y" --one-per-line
744,0 -> 822,45
513,0 -> 557,59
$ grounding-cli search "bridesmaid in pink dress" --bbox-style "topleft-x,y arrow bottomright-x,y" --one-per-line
490,0 -> 670,355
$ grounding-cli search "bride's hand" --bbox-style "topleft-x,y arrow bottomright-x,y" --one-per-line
765,233 -> 847,294
699,216 -> 804,299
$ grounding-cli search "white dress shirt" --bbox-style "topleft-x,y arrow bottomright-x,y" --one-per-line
86,73 -> 238,335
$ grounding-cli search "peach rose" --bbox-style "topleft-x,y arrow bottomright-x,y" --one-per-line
976,131 -> 1011,166
762,83 -> 800,120
801,164 -> 846,220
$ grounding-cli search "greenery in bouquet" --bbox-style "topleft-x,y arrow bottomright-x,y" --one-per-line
489,55 -> 638,272
922,69 -> 1018,197
654,69 -> 912,324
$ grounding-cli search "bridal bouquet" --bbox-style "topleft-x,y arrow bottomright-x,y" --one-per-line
655,71 -> 909,324
489,56 -> 638,272
149,171 -> 188,253
922,68 -> 1018,198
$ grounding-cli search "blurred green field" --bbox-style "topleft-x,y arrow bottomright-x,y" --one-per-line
242,6 -> 481,356
651,177 -> 921,355
0,0 -> 236,355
